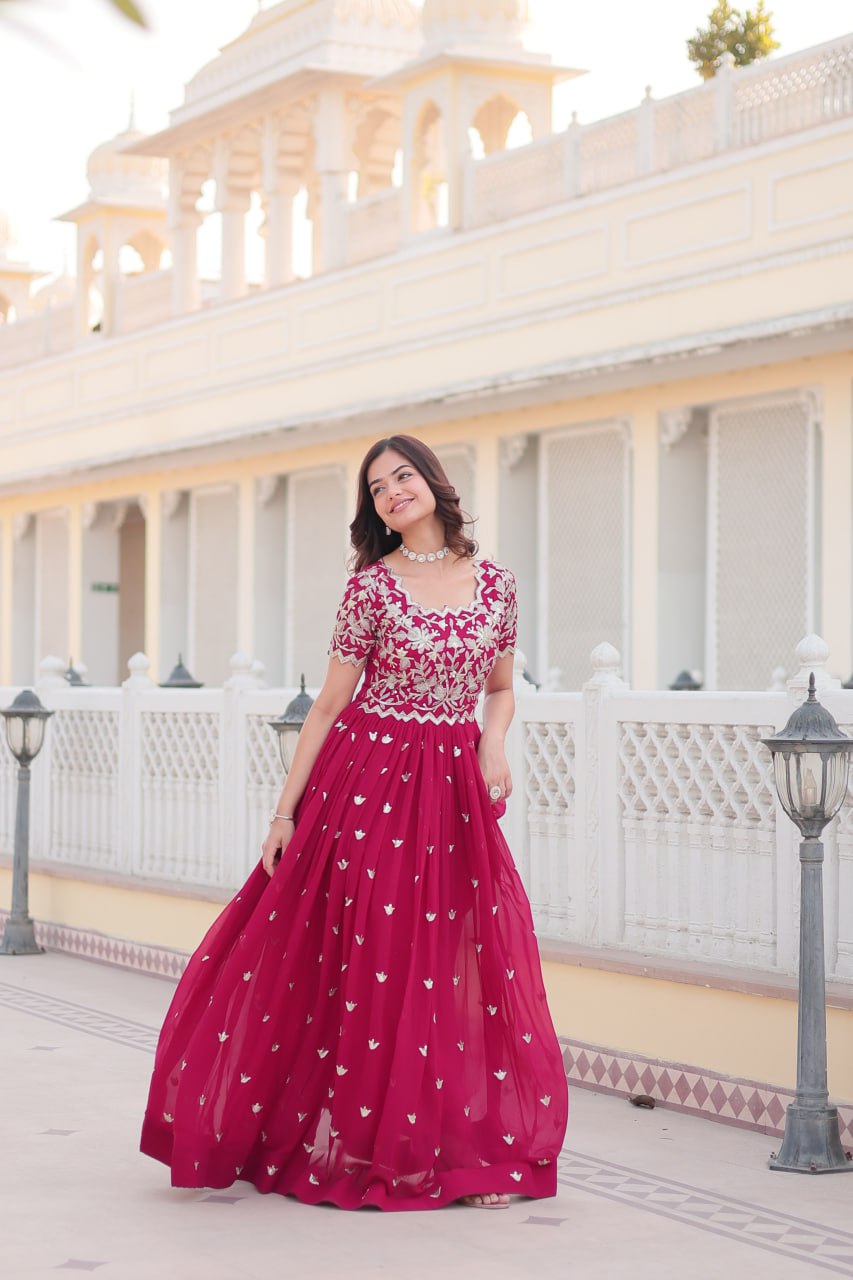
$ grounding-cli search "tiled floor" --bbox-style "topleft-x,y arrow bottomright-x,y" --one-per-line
4,952 -> 853,1280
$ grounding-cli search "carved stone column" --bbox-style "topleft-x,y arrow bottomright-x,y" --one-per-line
214,135 -> 254,301
261,115 -> 298,287
168,154 -> 203,315
313,88 -> 349,273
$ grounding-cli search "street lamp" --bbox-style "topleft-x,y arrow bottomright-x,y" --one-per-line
0,689 -> 54,956
762,673 -> 853,1173
267,675 -> 314,773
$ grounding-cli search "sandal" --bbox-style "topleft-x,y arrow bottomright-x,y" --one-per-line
462,1193 -> 510,1209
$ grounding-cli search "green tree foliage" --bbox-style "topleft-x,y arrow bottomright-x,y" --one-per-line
687,1 -> 779,80
0,0 -> 147,32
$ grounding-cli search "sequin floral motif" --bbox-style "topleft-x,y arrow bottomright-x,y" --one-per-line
328,560 -> 517,726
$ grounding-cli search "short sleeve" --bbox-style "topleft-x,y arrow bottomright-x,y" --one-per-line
495,570 -> 518,658
328,573 -> 377,667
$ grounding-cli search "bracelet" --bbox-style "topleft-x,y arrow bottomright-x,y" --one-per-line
269,811 -> 295,825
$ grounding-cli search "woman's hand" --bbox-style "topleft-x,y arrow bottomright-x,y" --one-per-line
262,818 -> 295,877
478,732 -> 512,806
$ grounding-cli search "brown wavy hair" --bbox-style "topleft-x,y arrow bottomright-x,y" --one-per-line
349,435 -> 478,572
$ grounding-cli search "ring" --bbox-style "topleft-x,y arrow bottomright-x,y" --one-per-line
489,785 -> 502,801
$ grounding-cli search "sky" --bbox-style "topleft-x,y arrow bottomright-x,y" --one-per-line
0,0 -> 851,277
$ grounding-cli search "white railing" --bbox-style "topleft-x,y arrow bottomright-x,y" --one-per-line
464,133 -> 571,229
0,303 -> 74,371
5,636 -> 853,987
344,188 -> 404,266
462,32 -> 853,226
114,269 -> 173,335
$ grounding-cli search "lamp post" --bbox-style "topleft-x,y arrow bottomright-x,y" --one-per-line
762,673 -> 853,1173
0,689 -> 54,956
267,675 -> 314,773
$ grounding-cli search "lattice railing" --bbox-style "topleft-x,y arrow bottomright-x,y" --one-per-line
579,113 -> 639,195
733,35 -> 853,146
652,86 -> 716,171
47,708 -> 120,871
243,712 -> 286,883
525,720 -> 575,816
139,710 -> 221,885
618,717 -> 777,966
517,706 -> 580,941
345,189 -> 404,266
619,721 -> 775,828
465,134 -> 568,227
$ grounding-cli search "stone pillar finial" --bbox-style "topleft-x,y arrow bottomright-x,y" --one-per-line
124,651 -> 154,690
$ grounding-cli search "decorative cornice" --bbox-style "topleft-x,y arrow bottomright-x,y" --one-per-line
499,433 -> 528,469
256,474 -> 280,506
660,407 -> 692,452
162,489 -> 184,520
12,512 -> 32,541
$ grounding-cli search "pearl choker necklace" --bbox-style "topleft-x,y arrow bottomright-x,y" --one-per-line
400,542 -> 449,564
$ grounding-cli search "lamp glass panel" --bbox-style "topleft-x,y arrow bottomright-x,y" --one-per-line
774,747 -> 852,824
823,749 -> 851,820
795,749 -> 826,820
4,716 -> 25,760
281,726 -> 300,774
26,716 -> 46,759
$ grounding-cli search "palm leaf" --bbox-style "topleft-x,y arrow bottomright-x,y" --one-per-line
108,0 -> 148,26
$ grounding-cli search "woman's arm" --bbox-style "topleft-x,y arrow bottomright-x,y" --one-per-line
261,657 -> 364,875
478,654 -> 515,800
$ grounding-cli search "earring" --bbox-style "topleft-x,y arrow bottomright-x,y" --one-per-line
385,525 -> 391,537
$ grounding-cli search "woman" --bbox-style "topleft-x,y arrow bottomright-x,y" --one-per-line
141,435 -> 568,1211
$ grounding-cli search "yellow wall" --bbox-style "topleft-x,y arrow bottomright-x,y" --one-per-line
0,867 -> 221,954
542,958 -> 853,1099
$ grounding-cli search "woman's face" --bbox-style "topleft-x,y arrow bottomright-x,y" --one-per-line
367,448 -> 437,533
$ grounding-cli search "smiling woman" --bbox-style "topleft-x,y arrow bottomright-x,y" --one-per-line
352,434 -> 478,586
140,433 -> 569,1212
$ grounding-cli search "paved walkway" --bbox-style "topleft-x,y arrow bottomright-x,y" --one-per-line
4,952 -> 853,1280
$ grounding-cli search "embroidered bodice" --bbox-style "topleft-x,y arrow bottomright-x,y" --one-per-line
328,559 -> 517,725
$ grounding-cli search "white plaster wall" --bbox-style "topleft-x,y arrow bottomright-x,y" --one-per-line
118,504 -> 146,679
159,494 -> 190,683
288,468 -> 348,688
11,522 -> 35,684
498,435 -> 539,677
541,424 -> 628,690
35,511 -> 69,667
710,395 -> 813,690
253,479 -> 288,686
657,413 -> 707,688
190,486 -> 238,685
81,506 -> 120,685
434,444 -> 476,530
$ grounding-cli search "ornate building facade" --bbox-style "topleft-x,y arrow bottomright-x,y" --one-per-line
0,1 -> 851,692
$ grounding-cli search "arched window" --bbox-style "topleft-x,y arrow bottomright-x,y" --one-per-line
470,94 -> 530,155
353,106 -> 401,199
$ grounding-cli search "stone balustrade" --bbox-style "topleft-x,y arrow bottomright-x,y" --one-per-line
4,637 -> 853,986
463,34 -> 853,229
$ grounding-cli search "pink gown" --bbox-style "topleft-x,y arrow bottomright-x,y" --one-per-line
140,559 -> 569,1210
